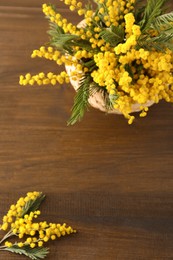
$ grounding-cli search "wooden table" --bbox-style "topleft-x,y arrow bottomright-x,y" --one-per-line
0,1 -> 173,259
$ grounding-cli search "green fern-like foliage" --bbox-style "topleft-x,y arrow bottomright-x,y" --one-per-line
137,32 -> 173,51
67,75 -> 118,125
48,23 -> 79,54
48,22 -> 94,54
136,0 -> 173,51
99,25 -> 125,47
139,0 -> 167,31
21,193 -> 45,217
4,245 -> 49,260
67,75 -> 91,125
151,11 -> 173,33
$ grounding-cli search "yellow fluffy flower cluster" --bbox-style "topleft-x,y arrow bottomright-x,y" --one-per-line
0,192 -> 76,257
19,0 -> 173,125
91,51 -> 117,91
1,191 -> 41,231
90,12 -> 173,123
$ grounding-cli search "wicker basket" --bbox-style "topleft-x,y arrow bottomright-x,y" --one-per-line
65,63 -> 154,114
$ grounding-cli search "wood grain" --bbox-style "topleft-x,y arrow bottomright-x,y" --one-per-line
0,1 -> 173,259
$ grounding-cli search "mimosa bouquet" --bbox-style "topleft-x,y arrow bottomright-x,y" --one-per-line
0,192 -> 76,259
19,0 -> 173,125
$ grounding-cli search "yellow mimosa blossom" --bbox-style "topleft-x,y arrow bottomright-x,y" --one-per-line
0,192 -> 76,259
18,0 -> 173,125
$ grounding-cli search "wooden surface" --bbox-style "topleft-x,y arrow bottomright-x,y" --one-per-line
0,1 -> 173,259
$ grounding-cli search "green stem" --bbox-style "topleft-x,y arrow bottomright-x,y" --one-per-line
0,229 -> 14,245
0,245 -> 7,250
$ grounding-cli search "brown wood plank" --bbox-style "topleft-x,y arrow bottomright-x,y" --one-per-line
0,1 -> 173,259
